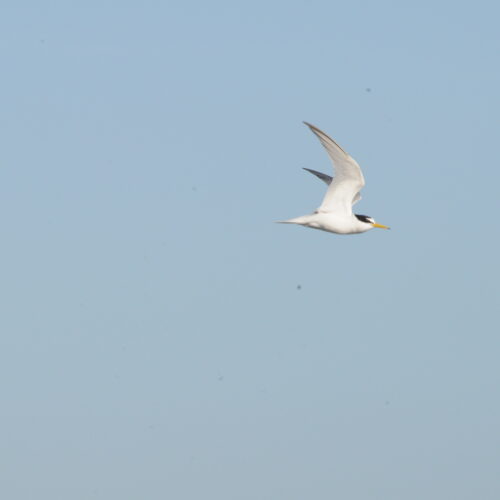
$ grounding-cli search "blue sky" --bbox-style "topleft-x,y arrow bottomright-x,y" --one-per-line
1,2 -> 499,499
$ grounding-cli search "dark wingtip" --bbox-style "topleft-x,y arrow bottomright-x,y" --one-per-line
303,121 -> 322,133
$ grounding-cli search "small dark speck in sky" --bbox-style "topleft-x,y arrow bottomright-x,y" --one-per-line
366,88 -> 372,92
297,284 -> 302,290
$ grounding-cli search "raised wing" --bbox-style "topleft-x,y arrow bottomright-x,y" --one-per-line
303,167 -> 362,205
303,122 -> 365,214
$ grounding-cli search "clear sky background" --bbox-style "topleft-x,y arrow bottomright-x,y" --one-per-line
1,2 -> 499,499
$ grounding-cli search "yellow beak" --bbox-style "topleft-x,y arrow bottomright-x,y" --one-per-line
372,223 -> 391,230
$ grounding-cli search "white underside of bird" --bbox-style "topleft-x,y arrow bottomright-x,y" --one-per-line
278,122 -> 390,235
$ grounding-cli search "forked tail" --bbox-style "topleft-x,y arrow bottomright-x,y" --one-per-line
275,215 -> 311,225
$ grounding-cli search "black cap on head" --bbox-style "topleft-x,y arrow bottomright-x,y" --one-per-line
355,214 -> 374,224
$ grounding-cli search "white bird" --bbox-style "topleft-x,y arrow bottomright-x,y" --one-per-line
278,122 -> 390,234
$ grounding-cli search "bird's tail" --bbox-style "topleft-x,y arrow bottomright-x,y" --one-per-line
275,215 -> 311,225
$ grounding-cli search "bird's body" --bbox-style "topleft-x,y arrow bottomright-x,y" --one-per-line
282,212 -> 375,235
278,122 -> 389,235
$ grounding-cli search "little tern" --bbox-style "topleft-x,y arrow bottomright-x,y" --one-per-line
278,122 -> 390,235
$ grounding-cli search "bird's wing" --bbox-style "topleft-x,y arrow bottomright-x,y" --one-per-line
303,168 -> 332,185
303,122 -> 365,215
303,167 -> 362,205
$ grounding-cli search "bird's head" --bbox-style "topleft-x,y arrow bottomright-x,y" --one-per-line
355,214 -> 390,230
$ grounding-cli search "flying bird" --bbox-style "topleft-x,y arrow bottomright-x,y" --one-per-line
278,122 -> 390,234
